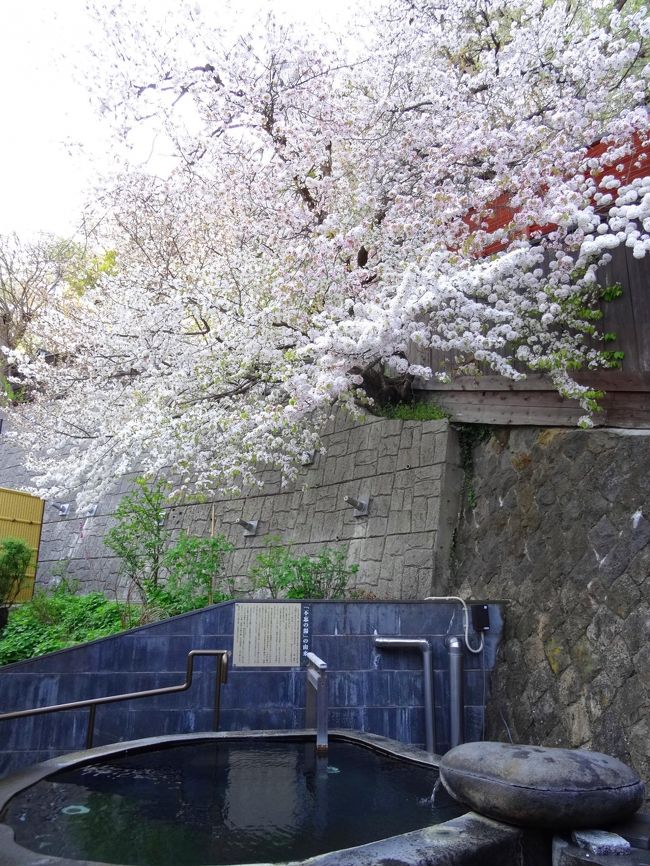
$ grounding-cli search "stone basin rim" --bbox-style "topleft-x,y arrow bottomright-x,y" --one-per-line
1,728 -> 490,866
0,728 -> 443,812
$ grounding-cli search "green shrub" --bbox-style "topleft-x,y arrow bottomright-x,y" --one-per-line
250,539 -> 358,599
0,580 -> 140,666
0,538 -> 33,606
163,531 -> 234,602
374,401 -> 449,421
142,531 -> 235,617
104,477 -> 170,594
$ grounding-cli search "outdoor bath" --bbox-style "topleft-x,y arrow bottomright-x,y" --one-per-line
0,731 -> 469,866
0,601 -> 512,865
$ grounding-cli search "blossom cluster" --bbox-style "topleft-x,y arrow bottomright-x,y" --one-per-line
5,0 -> 649,504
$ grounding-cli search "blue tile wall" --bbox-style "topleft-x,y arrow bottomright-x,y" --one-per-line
0,600 -> 503,777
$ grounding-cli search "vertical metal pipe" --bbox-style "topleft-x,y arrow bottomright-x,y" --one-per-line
306,652 -> 328,753
213,654 -> 227,730
446,636 -> 464,749
315,667 -> 328,753
305,676 -> 315,728
421,644 -> 435,754
373,638 -> 436,754
86,704 -> 96,749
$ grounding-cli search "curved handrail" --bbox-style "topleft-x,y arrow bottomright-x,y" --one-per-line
0,648 -> 229,748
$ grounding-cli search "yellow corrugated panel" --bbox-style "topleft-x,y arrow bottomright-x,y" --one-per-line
0,487 -> 44,603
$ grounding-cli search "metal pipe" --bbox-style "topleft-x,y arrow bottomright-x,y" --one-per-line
373,637 -> 436,754
213,653 -> 228,730
305,652 -> 328,753
0,649 -> 229,732
86,704 -> 97,749
446,636 -> 464,748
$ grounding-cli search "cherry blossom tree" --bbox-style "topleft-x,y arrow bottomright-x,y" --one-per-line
0,234 -> 69,380
4,0 -> 649,505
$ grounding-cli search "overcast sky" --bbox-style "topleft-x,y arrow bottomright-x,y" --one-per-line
0,0 -> 368,238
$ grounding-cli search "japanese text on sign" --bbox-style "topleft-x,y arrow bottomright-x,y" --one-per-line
233,603 -> 301,667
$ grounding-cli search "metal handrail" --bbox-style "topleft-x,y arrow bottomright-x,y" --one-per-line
305,651 -> 328,753
0,649 -> 229,749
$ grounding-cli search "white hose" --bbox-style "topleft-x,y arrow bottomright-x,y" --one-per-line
423,595 -> 485,653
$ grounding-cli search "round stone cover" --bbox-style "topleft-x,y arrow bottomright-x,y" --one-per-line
439,742 -> 644,829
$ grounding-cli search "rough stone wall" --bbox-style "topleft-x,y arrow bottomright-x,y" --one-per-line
449,426 -> 650,789
0,415 -> 458,600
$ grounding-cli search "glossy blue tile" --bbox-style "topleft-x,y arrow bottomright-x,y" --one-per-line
310,602 -> 343,635
398,603 -> 463,635
328,671 -> 364,707
320,603 -> 401,636
396,706 -> 426,746
0,749 -> 66,777
311,635 -> 376,670
363,707 -> 398,740
372,643 -> 423,671
34,710 -> 89,751
222,671 -> 293,710
328,707 -> 363,730
464,706 -> 485,743
465,669 -> 491,706
363,671 -> 395,707
393,670 -> 426,707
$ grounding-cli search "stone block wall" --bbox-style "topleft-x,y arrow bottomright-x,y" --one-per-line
0,414 -> 459,601
448,427 -> 650,791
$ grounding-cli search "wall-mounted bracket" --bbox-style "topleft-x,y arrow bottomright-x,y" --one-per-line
238,519 -> 259,537
344,495 -> 370,517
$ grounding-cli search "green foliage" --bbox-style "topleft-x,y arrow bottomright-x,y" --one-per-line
0,376 -> 24,406
454,423 -> 492,509
104,478 -> 170,592
144,531 -> 235,617
374,401 -> 449,421
250,538 -> 358,599
0,580 -> 139,666
600,283 -> 623,302
602,350 -> 625,367
46,239 -> 118,298
289,549 -> 359,599
164,531 -> 234,599
0,534 -> 360,664
0,538 -> 33,606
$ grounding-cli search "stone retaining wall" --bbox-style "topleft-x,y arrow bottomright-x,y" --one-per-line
0,414 -> 459,601
449,427 -> 650,791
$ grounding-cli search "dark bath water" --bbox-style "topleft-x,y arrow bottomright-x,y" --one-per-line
2,740 -> 464,865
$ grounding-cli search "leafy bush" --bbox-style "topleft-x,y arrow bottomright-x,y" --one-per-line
105,480 -> 236,617
250,539 -> 358,599
104,477 -> 170,593
375,401 -> 449,421
0,531 -> 358,665
164,532 -> 234,598
0,580 -> 140,666
0,537 -> 34,606
143,531 -> 235,617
